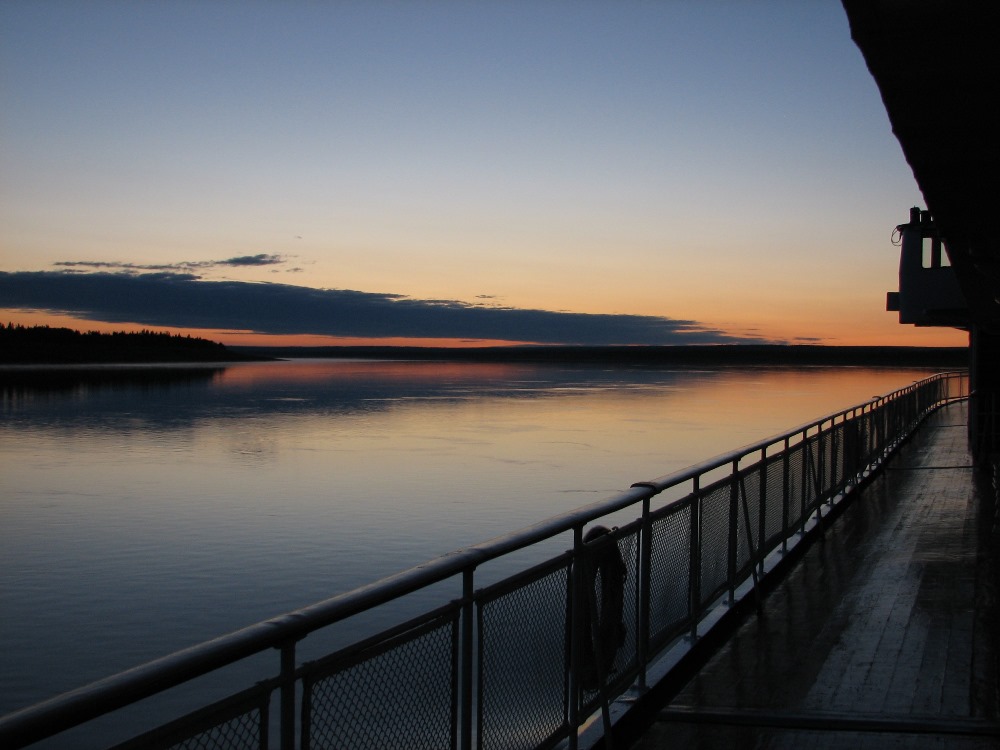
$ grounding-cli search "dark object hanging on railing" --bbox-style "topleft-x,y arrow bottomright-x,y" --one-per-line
579,525 -> 627,694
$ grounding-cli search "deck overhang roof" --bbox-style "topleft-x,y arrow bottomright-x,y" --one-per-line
842,1 -> 1000,334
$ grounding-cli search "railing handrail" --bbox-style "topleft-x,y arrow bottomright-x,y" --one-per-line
0,370 -> 968,747
638,370 -> 964,490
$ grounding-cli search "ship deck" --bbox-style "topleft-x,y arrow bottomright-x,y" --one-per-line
630,400 -> 999,749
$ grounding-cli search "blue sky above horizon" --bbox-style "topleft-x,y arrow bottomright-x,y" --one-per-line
0,1 -> 966,347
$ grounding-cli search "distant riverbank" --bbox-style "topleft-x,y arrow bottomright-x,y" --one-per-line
1,324 -> 969,369
1,325 -> 267,364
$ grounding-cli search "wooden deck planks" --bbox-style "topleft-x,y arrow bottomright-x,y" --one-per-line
633,402 -> 999,749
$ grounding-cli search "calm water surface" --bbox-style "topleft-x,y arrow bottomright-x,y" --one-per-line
0,359 -> 937,720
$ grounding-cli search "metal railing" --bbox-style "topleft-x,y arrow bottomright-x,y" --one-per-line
0,371 -> 968,750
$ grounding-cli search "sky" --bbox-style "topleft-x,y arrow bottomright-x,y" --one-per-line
0,1 -> 967,348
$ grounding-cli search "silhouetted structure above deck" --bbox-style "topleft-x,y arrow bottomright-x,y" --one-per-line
842,1 -> 1000,458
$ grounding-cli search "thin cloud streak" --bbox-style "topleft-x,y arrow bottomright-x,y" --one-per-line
0,271 -> 770,346
53,254 -> 288,273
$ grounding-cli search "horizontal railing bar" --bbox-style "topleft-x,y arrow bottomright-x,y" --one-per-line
636,372 -> 965,493
638,418 -> 862,493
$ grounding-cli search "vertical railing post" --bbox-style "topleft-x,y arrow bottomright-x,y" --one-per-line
738,474 -> 762,614
847,409 -> 858,483
826,421 -> 835,501
727,462 -> 738,605
568,525 -> 584,750
860,405 -> 869,463
865,406 -> 885,458
781,436 -> 790,551
757,449 -> 767,579
460,568 -> 474,750
860,408 -> 867,476
859,406 -> 867,476
637,494 -> 652,691
279,641 -> 296,750
811,428 -> 823,524
818,425 -> 828,508
689,477 -> 701,641
831,417 -> 841,495
864,399 -> 881,467
799,429 -> 809,531
891,395 -> 898,446
867,398 -> 886,462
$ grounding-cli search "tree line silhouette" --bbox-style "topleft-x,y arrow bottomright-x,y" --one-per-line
1,324 -> 254,364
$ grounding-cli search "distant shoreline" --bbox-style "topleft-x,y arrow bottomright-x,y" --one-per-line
230,344 -> 969,368
0,325 -> 268,365
1,323 -> 969,368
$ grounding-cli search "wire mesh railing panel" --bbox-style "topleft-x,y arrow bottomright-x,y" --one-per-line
824,424 -> 842,495
477,556 -> 572,750
162,714 -> 263,750
799,435 -> 823,519
648,501 -> 692,648
816,432 -> 830,502
618,527 -> 641,680
735,468 -> 762,580
857,410 -> 876,465
947,372 -> 967,400
916,381 -> 937,414
785,442 -> 805,531
616,526 -> 641,688
109,683 -> 271,750
301,606 -> 459,750
699,480 -> 733,608
843,418 -> 861,484
874,405 -> 888,456
921,377 -> 954,412
855,412 -> 871,471
763,454 -> 786,550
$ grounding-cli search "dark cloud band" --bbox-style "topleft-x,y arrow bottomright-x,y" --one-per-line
0,271 -> 764,346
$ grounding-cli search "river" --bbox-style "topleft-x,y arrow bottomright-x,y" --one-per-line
0,359 -> 939,724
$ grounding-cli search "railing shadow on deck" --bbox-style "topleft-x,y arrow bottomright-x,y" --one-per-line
0,371 -> 969,750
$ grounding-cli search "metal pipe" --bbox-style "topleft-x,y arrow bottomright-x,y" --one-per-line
460,568 -> 474,750
279,642 -> 296,750
637,495 -> 652,691
568,525 -> 584,750
689,476 -> 701,641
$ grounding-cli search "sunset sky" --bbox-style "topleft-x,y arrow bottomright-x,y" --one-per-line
0,2 -> 967,348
